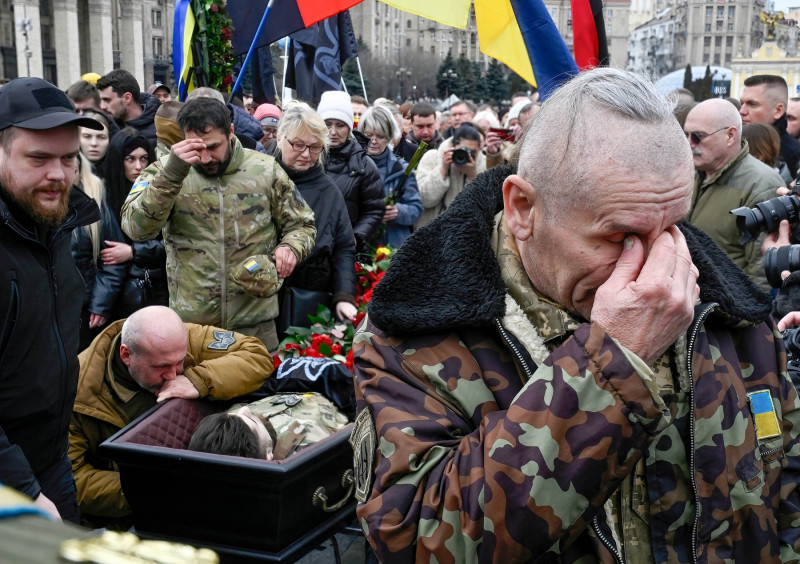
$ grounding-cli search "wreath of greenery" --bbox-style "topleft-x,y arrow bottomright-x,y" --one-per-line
191,0 -> 234,92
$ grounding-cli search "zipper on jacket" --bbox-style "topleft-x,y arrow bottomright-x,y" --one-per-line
591,515 -> 623,564
686,302 -> 718,564
0,276 -> 19,362
232,196 -> 240,246
218,190 -> 227,325
494,318 -> 535,381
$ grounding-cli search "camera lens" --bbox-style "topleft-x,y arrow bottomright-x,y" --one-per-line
764,245 -> 800,287
452,148 -> 469,165
730,194 -> 800,244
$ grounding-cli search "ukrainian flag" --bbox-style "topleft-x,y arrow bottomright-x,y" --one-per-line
380,0 -> 579,101
173,0 -> 197,101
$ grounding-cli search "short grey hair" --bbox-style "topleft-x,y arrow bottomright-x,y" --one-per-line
186,87 -> 225,103
514,67 -> 689,219
357,105 -> 399,142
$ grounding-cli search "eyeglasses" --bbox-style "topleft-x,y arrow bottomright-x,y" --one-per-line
685,126 -> 730,145
363,131 -> 387,142
286,139 -> 324,154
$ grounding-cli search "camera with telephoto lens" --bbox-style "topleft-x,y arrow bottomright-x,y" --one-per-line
730,194 -> 800,245
451,147 -> 474,166
764,245 -> 800,287
783,327 -> 800,363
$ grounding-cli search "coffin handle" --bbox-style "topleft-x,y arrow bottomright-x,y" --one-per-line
312,469 -> 354,512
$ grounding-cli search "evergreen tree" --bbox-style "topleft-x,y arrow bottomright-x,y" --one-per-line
436,50 -> 457,99
483,60 -> 510,106
699,65 -> 713,101
342,38 -> 370,97
455,53 -> 476,100
683,64 -> 693,91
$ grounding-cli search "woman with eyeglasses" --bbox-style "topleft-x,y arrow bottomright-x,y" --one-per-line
99,128 -> 169,318
271,101 -> 357,325
316,91 -> 384,256
358,105 -> 423,249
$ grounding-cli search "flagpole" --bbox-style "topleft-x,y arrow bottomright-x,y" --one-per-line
281,37 -> 291,105
340,78 -> 349,94
355,56 -> 368,103
231,0 -> 276,97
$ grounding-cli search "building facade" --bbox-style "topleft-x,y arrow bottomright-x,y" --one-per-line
628,9 -> 676,75
2,0 -> 171,90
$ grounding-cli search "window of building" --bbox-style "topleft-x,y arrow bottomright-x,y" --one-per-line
703,53 -> 710,62
705,23 -> 712,31
726,35 -> 733,46
717,6 -> 724,17
430,45 -> 435,54
152,9 -> 162,28
704,37 -> 711,46
606,23 -> 612,33
406,19 -> 411,28
715,36 -> 722,46
607,9 -> 613,17
728,22 -> 733,31
41,24 -> 51,50
725,53 -> 732,62
713,55 -> 720,64
716,20 -> 723,31
153,37 -> 163,58
706,6 -> 713,17
728,6 -> 735,18
406,38 -> 411,46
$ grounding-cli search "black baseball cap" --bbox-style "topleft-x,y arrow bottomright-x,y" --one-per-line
0,77 -> 104,131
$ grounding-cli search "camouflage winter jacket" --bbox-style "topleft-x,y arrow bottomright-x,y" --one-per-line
120,137 -> 316,329
351,166 -> 800,563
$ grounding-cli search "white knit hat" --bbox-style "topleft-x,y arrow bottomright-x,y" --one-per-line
317,90 -> 354,128
506,100 -> 532,124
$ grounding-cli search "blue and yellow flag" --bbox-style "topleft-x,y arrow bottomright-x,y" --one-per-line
173,0 -> 197,101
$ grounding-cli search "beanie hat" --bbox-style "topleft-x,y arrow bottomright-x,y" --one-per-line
253,103 -> 281,126
507,100 -> 532,124
317,90 -> 353,129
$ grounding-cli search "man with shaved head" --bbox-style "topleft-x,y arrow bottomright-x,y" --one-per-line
69,305 -> 273,529
741,74 -> 800,181
685,98 -> 785,290
349,68 -> 800,562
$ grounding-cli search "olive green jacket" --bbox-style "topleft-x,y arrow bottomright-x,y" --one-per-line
688,141 -> 785,291
121,138 -> 316,329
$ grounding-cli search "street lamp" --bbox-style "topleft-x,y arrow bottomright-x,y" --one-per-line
17,17 -> 32,77
396,67 -> 411,103
442,69 -> 457,99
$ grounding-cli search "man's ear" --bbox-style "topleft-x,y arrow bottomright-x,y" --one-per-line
229,123 -> 235,140
503,174 -> 536,241
123,92 -> 134,107
774,102 -> 786,122
119,344 -> 132,367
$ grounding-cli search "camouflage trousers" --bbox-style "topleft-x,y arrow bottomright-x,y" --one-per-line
234,319 -> 278,353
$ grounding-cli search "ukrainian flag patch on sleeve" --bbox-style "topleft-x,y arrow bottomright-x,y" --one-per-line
748,390 -> 781,440
129,181 -> 149,195
244,259 -> 259,272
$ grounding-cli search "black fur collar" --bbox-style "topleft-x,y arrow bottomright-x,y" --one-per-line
369,166 -> 772,336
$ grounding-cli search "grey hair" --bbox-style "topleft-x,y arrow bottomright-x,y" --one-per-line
186,87 -> 225,103
357,105 -> 399,142
515,67 -> 689,219
276,100 -> 328,149
120,306 -> 185,355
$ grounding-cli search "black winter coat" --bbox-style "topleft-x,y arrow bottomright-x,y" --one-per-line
122,92 -> 160,149
0,188 -> 100,499
279,161 -> 356,305
324,132 -> 385,249
70,198 -> 127,321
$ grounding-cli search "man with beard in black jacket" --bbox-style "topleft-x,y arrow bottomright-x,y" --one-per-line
98,69 -> 160,148
0,77 -> 103,522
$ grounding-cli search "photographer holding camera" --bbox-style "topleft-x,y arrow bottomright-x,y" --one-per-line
415,123 -> 486,228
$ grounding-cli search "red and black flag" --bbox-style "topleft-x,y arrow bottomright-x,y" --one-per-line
571,0 -> 610,70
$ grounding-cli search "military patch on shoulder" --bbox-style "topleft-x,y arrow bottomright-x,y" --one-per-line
350,408 -> 376,503
748,390 -> 781,440
208,330 -> 236,350
129,181 -> 149,195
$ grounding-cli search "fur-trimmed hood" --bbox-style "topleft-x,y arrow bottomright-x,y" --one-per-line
369,165 -> 773,336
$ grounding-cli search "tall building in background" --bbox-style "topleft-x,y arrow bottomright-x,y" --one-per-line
2,0 -> 171,89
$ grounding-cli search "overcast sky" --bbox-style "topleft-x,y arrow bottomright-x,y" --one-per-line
772,0 -> 798,13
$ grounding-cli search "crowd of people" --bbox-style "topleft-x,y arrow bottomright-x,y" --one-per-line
2,64 -> 800,564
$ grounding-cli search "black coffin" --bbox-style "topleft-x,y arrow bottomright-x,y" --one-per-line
99,398 -> 356,561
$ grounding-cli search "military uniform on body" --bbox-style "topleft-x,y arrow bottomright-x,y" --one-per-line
70,305 -> 272,529
121,97 -> 316,350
